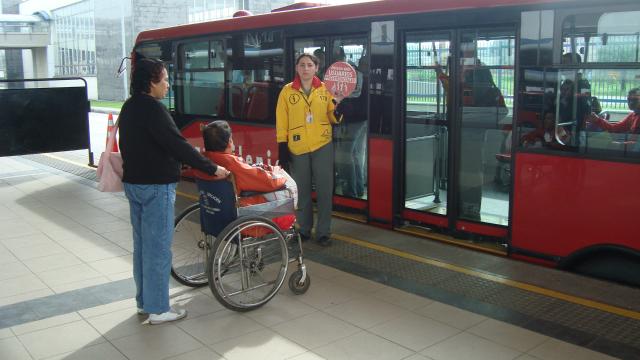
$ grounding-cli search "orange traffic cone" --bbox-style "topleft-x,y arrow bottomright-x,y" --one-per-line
105,113 -> 119,152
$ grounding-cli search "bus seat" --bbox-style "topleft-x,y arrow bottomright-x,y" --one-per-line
230,86 -> 244,119
245,85 -> 269,122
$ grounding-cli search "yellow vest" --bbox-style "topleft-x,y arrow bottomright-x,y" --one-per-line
276,81 -> 342,155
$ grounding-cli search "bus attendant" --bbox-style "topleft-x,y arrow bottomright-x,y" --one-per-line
276,53 -> 344,247
119,58 -> 229,324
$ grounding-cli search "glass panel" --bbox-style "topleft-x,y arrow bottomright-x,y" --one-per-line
582,68 -> 640,158
226,31 -> 284,124
404,32 -> 450,215
332,37 -> 368,199
180,41 -> 209,69
458,29 -> 514,225
209,40 -> 225,68
561,11 -> 640,63
162,61 -> 175,110
228,69 -> 274,122
175,71 -> 224,116
518,67 -> 640,159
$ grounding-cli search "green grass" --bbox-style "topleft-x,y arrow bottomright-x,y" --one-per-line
91,100 -> 124,109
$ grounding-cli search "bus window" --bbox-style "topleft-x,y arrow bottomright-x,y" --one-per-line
226,30 -> 284,124
561,10 -> 640,64
583,68 -> 640,159
517,67 -> 640,159
175,40 -> 225,117
517,69 -> 583,151
135,41 -> 174,109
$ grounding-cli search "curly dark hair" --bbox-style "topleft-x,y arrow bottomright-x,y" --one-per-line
203,120 -> 232,152
130,58 -> 165,95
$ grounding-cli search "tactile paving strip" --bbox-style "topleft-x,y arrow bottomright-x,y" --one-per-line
22,153 -> 97,181
305,240 -> 640,358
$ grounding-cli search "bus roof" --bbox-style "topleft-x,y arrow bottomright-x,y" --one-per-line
135,0 -> 568,44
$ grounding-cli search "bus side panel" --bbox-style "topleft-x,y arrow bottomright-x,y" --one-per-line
368,137 -> 394,227
228,124 -> 278,166
182,121 -> 206,151
511,153 -> 640,258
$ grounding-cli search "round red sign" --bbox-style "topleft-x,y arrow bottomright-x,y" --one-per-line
323,61 -> 357,98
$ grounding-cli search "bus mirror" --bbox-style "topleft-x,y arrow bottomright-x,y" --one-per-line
117,57 -> 130,78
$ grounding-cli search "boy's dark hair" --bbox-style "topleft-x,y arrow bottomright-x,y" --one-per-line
130,58 -> 165,95
203,120 -> 232,152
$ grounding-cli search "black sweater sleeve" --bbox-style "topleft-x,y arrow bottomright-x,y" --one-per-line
148,102 -> 218,175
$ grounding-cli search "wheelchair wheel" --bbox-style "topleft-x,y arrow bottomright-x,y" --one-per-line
208,215 -> 289,312
171,203 -> 209,287
288,269 -> 310,295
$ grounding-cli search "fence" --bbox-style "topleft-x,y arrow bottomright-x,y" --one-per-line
406,68 -> 515,107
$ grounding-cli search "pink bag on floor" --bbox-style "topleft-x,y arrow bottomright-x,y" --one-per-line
97,120 -> 124,192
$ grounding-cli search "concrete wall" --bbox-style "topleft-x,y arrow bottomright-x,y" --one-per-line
95,0 -> 190,101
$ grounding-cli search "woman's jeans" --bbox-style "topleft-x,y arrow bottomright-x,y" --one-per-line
123,182 -> 177,314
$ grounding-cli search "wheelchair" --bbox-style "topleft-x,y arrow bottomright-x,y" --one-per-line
171,177 -> 310,312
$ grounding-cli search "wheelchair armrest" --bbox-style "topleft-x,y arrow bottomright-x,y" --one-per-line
239,185 -> 287,198
239,190 -> 263,197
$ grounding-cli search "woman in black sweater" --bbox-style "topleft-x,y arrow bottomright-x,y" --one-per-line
119,58 -> 229,324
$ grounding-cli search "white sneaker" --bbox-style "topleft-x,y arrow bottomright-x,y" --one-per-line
148,308 -> 187,325
137,308 -> 146,315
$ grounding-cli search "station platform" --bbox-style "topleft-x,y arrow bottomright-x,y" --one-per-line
0,151 -> 639,360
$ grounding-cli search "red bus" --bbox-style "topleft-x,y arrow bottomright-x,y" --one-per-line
133,0 -> 640,286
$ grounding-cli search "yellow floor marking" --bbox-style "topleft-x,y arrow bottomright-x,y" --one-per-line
332,233 -> 640,320
43,154 -> 93,169
177,190 -> 198,201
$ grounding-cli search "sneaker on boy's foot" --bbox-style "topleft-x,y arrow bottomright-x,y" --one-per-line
148,308 -> 187,324
137,308 -> 146,315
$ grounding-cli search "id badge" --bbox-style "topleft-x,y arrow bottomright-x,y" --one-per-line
306,113 -> 313,124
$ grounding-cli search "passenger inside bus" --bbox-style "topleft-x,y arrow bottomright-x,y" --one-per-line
521,110 -> 570,148
196,120 -> 298,209
313,48 -> 326,78
586,88 -> 640,152
558,78 -> 593,146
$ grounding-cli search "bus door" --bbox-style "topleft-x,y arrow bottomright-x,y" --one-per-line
402,28 -> 515,239
403,31 -> 452,225
455,28 -> 514,232
292,35 -> 369,201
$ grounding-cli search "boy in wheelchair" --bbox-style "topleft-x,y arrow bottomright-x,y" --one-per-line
195,120 -> 298,230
